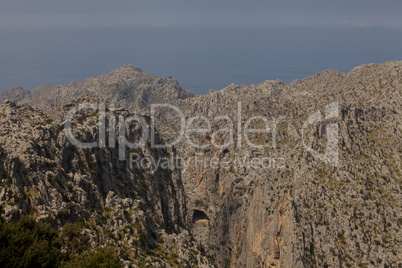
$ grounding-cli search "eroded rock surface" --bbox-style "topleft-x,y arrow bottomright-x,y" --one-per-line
1,65 -> 193,114
1,61 -> 401,267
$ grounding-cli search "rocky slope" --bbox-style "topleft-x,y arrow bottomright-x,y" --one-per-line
153,61 -> 401,267
0,97 -> 211,267
1,65 -> 194,114
1,61 -> 401,267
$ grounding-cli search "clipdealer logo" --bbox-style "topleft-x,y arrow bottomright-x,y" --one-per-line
64,101 -> 339,170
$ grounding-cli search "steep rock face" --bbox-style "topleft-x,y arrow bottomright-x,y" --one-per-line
1,66 -> 194,114
153,61 -> 401,267
0,97 -> 211,267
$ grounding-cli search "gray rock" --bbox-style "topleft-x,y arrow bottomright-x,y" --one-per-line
1,61 -> 401,267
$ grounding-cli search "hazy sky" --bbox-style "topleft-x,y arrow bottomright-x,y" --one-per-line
1,1 -> 401,94
1,0 -> 401,30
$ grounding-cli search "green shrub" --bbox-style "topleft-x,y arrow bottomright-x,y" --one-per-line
62,222 -> 90,255
0,216 -> 66,268
0,216 -> 122,268
61,247 -> 121,268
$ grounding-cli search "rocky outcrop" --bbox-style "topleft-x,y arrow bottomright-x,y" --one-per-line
1,86 -> 30,103
0,97 -> 211,267
1,66 -> 194,114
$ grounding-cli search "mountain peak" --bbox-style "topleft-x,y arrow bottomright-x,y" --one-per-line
112,64 -> 144,73
1,65 -> 193,113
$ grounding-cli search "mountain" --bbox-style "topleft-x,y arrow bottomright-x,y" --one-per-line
1,65 -> 194,113
155,61 -> 402,267
0,61 -> 401,267
0,97 -> 211,267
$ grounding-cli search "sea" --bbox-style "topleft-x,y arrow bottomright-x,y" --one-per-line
1,25 -> 401,95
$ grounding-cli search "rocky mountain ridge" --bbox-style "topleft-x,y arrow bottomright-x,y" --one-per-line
160,61 -> 401,267
1,65 -> 194,114
1,61 -> 401,267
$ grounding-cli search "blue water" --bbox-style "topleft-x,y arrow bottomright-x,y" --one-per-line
1,26 -> 401,95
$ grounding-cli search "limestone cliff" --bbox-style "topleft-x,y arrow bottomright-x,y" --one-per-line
154,61 -> 401,267
0,97 -> 211,267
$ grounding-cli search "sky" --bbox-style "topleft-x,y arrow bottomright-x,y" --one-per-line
1,0 -> 401,29
0,0 -> 401,94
